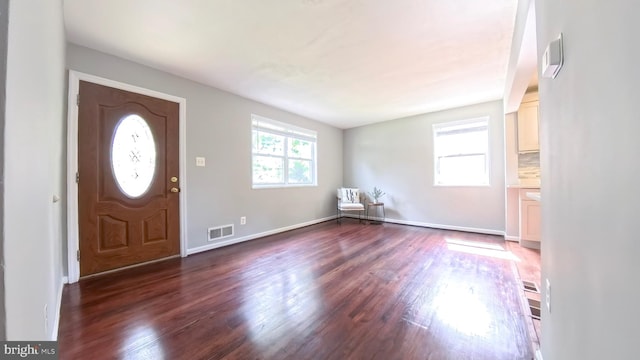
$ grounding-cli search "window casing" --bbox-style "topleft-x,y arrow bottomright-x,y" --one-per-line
433,117 -> 490,186
252,115 -> 317,188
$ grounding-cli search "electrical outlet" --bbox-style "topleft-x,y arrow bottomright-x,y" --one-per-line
545,278 -> 551,312
240,216 -> 246,225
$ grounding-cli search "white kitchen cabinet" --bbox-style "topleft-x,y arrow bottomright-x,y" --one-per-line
520,197 -> 541,242
517,100 -> 539,153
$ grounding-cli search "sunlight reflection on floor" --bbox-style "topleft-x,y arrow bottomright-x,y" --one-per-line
445,237 -> 521,261
433,284 -> 492,338
121,324 -> 164,359
241,258 -> 321,351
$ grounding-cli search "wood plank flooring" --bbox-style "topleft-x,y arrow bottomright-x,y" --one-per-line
58,221 -> 534,360
506,241 -> 542,348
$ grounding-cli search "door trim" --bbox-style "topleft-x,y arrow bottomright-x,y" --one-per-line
66,70 -> 188,284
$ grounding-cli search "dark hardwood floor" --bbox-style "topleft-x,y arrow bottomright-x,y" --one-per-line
506,241 -> 542,349
59,220 -> 534,360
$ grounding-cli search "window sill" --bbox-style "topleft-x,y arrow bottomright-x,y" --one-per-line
433,183 -> 491,188
252,183 -> 318,190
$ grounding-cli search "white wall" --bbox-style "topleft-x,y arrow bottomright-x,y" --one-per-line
0,0 -> 8,340
66,44 -> 344,253
343,100 -> 505,233
504,0 -> 537,113
504,112 -> 519,239
536,1 -> 640,359
4,0 -> 66,340
504,112 -> 519,185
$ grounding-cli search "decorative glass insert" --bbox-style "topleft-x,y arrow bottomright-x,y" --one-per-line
111,114 -> 157,198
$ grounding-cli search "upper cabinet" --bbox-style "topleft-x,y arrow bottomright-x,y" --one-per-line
517,92 -> 539,153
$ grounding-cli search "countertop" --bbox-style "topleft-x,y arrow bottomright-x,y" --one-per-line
525,192 -> 541,201
506,179 -> 540,189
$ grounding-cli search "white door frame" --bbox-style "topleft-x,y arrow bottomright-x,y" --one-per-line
66,70 -> 188,284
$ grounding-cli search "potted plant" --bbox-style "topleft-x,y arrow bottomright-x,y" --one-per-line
368,187 -> 385,204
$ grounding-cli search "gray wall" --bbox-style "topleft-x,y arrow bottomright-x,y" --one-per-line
343,100 -> 505,233
67,44 -> 344,253
536,0 -> 640,358
4,0 -> 66,339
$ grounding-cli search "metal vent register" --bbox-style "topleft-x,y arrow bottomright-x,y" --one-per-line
208,224 -> 234,241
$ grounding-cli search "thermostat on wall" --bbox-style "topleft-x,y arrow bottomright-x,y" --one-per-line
542,33 -> 564,79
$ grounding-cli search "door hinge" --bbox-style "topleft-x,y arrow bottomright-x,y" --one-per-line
77,250 -> 80,261
76,172 -> 79,183
76,94 -> 79,106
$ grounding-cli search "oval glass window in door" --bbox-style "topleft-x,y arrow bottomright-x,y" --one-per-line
111,114 -> 157,198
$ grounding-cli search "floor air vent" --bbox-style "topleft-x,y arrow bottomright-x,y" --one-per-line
523,280 -> 539,293
208,224 -> 234,241
527,298 -> 541,320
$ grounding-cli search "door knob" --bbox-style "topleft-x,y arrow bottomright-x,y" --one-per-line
170,176 -> 178,183
170,187 -> 180,193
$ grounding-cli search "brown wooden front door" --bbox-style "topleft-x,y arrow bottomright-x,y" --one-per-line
78,81 -> 180,276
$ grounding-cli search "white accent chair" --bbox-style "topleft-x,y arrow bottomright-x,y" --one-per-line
337,188 -> 365,223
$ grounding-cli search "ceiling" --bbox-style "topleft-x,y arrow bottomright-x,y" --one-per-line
64,0 -> 518,129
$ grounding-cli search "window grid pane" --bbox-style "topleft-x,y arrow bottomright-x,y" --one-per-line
435,130 -> 488,156
255,131 -> 285,156
288,159 -> 312,184
253,155 -> 284,184
287,137 -> 313,160
436,154 -> 487,185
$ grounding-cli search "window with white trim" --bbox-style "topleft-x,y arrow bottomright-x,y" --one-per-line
252,114 -> 317,188
433,117 -> 489,186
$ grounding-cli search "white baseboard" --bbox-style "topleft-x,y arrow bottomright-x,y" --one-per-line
189,214 -> 505,256
383,217 -> 505,236
504,235 -> 520,242
51,277 -> 66,341
187,216 -> 336,255
520,239 -> 541,250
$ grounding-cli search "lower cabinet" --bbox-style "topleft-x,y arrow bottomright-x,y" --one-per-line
520,195 -> 541,242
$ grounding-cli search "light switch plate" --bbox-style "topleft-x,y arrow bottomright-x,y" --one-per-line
195,157 -> 206,167
542,33 -> 564,79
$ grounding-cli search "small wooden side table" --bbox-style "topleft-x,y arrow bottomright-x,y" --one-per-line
366,202 -> 385,224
